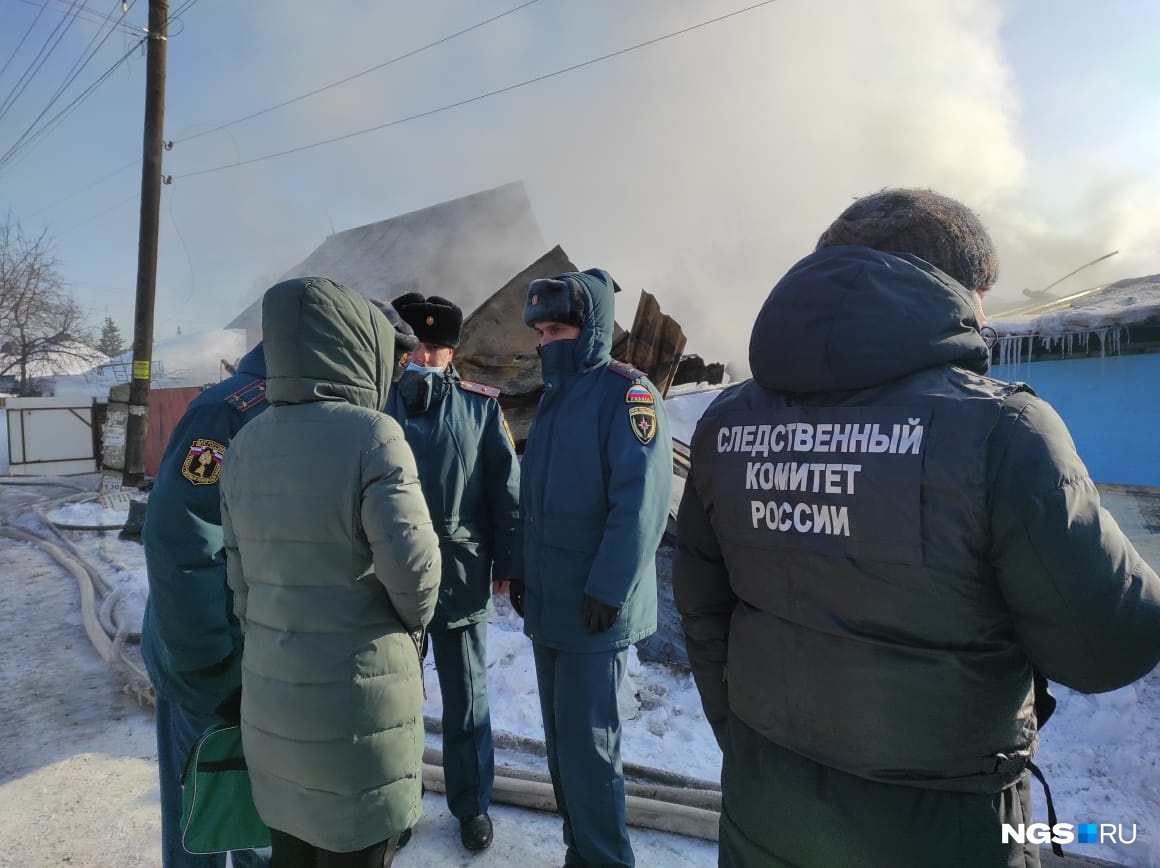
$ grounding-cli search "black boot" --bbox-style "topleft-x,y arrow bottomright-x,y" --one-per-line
459,814 -> 493,852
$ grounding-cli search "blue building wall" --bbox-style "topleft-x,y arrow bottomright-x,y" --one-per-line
992,353 -> 1160,488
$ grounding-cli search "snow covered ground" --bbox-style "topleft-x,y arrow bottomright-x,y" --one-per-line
0,485 -> 717,867
0,483 -> 1156,866
37,500 -> 725,786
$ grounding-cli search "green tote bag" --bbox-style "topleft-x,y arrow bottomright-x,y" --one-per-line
180,722 -> 271,853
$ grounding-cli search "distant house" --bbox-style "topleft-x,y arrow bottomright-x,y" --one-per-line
225,181 -> 547,348
990,274 -> 1160,488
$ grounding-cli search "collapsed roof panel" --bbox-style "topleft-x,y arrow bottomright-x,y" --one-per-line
455,245 -> 577,398
226,181 -> 547,336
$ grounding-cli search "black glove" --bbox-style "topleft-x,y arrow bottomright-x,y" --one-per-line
582,593 -> 619,634
215,686 -> 242,725
508,580 -> 525,619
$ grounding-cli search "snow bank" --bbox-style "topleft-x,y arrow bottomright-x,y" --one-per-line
50,329 -> 247,396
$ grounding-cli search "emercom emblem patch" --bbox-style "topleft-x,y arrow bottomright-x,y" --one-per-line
181,438 -> 226,485
628,406 -> 658,446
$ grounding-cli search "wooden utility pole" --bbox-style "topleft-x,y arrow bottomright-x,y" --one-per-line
123,0 -> 168,487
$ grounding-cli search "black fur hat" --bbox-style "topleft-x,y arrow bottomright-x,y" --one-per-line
816,188 -> 999,291
392,293 -> 464,349
523,276 -> 587,328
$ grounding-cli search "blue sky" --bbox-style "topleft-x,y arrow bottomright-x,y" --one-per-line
2,0 -> 1159,367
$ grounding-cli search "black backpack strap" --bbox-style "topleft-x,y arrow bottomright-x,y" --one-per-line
1033,670 -> 1057,727
1027,760 -> 1064,859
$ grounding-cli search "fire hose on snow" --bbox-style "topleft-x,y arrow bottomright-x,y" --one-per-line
422,745 -> 720,841
0,483 -> 151,699
3,485 -> 724,842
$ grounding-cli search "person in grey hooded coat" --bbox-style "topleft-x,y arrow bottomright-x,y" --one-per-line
220,276 -> 441,868
675,189 -> 1160,867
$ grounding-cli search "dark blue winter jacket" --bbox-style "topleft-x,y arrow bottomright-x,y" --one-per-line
385,365 -> 521,632
141,343 -> 268,712
675,246 -> 1160,793
520,269 -> 672,653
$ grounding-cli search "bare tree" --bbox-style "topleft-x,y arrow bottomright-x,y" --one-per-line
0,218 -> 97,394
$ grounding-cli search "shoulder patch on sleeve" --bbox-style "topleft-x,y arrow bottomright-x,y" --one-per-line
458,379 -> 500,399
224,378 -> 267,412
181,438 -> 227,484
608,360 -> 647,381
625,383 -> 654,406
628,406 -> 659,445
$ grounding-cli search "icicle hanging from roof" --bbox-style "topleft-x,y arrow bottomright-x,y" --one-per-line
996,334 -> 1035,368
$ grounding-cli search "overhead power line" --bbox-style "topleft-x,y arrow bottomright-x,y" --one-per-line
0,1 -> 139,172
0,36 -> 146,175
175,0 -> 542,145
34,1 -> 778,218
0,0 -> 51,87
59,190 -> 140,235
169,0 -> 201,18
30,0 -> 541,211
30,157 -> 141,216
176,0 -> 780,180
13,0 -> 143,36
48,0 -> 131,103
0,0 -> 86,125
4,0 -> 206,188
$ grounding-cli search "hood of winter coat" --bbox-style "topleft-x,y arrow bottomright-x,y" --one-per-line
571,268 -> 617,369
235,341 -> 266,378
262,277 -> 395,409
749,246 -> 990,393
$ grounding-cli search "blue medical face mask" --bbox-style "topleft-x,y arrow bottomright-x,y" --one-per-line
398,366 -> 439,414
405,361 -> 445,375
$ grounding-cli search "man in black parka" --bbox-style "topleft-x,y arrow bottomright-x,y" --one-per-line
674,189 -> 1160,867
